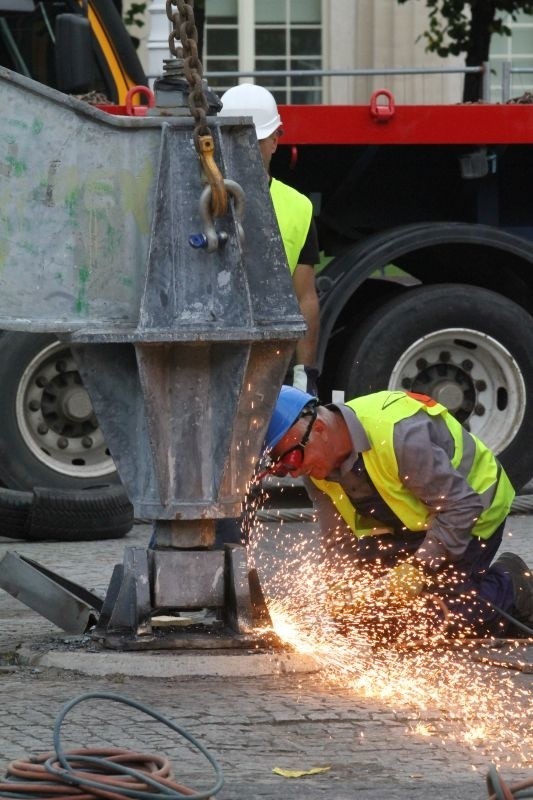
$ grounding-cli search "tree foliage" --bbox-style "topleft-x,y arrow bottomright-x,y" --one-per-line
123,3 -> 147,30
397,1 -> 533,99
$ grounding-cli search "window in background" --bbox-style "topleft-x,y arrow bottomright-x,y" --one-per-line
204,0 -> 322,104
490,12 -> 533,102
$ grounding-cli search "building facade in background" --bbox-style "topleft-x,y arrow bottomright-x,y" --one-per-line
137,1 -> 533,105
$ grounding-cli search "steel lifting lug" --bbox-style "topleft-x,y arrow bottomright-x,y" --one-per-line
194,180 -> 246,253
370,89 -> 395,122
125,85 -> 156,117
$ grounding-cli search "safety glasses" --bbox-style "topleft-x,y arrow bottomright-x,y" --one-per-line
268,407 -> 317,477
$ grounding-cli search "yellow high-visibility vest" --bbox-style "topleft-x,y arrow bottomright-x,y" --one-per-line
270,177 -> 313,274
312,391 -> 514,539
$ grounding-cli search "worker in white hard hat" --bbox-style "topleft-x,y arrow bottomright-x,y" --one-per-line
219,83 -> 321,396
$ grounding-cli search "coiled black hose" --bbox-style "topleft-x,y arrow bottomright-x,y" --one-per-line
0,692 -> 224,800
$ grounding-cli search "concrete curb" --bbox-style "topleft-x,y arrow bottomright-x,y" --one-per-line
19,646 -> 321,678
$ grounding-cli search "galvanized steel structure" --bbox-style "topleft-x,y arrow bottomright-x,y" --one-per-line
0,67 -> 304,644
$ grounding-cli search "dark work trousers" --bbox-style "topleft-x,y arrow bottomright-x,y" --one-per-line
334,522 -> 514,636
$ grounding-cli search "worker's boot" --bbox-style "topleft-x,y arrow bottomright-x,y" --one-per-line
492,552 -> 533,625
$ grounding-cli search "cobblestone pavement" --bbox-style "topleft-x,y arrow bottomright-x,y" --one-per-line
0,515 -> 531,799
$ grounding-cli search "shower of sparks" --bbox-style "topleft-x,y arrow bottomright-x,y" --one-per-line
248,505 -> 533,770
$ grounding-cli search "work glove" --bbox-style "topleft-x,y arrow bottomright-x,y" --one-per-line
327,579 -> 365,618
292,364 -> 319,396
386,562 -> 427,601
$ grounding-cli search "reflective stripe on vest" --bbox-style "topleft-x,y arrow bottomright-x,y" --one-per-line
311,391 -> 514,540
270,177 -> 313,274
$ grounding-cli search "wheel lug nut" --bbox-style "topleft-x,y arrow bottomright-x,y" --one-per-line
474,404 -> 485,416
475,380 -> 486,391
36,376 -> 47,388
82,436 -> 93,449
57,437 -> 68,449
28,400 -> 40,411
401,378 -> 412,389
37,423 -> 48,435
439,351 -> 451,362
56,360 -> 67,373
461,359 -> 473,371
416,358 -> 428,370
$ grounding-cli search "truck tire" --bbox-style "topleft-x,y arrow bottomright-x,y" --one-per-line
24,486 -> 133,542
0,332 -> 120,491
0,487 -> 33,539
336,284 -> 533,490
0,485 -> 132,541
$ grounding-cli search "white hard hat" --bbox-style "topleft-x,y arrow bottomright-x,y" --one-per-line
219,83 -> 282,140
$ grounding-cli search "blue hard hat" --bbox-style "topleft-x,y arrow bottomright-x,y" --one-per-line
264,385 -> 316,451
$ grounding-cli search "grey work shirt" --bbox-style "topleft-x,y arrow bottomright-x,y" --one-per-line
304,403 -> 486,569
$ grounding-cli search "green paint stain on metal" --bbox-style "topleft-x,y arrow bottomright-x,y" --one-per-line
121,276 -> 133,287
20,240 -> 38,256
7,118 -> 28,131
55,272 -> 63,283
32,119 -> 43,135
104,221 -> 121,256
91,181 -> 114,195
75,266 -> 90,314
6,156 -> 26,177
65,188 -> 80,219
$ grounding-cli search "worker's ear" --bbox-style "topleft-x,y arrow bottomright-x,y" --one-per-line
313,417 -> 327,437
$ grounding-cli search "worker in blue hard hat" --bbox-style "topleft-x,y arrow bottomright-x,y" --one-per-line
264,384 -> 318,451
261,385 -> 533,639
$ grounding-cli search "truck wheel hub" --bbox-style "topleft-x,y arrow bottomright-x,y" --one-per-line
61,386 -> 94,422
410,364 -> 474,421
16,341 -> 116,479
389,327 -> 525,449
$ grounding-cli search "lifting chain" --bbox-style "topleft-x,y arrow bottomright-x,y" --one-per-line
165,0 -> 228,218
